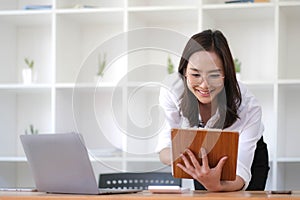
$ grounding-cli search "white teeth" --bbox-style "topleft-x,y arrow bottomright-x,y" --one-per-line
199,90 -> 210,95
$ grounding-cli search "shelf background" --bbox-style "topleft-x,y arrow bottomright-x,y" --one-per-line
1,0 -> 300,191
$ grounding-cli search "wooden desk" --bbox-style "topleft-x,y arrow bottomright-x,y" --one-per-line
0,191 -> 300,200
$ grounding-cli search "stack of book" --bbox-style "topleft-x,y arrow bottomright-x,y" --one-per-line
23,5 -> 52,10
225,0 -> 269,3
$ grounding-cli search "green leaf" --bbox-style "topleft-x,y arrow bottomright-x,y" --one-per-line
234,58 -> 241,73
24,57 -> 34,69
97,53 -> 107,77
167,55 -> 174,74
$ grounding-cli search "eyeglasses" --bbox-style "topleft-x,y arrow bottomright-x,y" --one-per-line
186,71 -> 225,86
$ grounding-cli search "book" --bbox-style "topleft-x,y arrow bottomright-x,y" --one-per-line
23,5 -> 52,10
225,0 -> 269,3
225,0 -> 253,3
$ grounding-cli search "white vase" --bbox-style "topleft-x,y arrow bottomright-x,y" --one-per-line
22,68 -> 33,84
22,68 -> 37,84
236,72 -> 241,81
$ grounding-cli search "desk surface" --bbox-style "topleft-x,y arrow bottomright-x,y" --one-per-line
0,191 -> 300,200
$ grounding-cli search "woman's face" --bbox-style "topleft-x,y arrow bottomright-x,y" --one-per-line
185,51 -> 225,105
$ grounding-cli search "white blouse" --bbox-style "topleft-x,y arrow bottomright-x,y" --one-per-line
156,73 -> 264,189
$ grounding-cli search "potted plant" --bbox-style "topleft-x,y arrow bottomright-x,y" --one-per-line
97,53 -> 107,77
24,124 -> 39,135
167,55 -> 174,74
234,58 -> 241,81
23,57 -> 36,84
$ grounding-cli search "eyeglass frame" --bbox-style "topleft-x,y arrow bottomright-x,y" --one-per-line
185,69 -> 225,86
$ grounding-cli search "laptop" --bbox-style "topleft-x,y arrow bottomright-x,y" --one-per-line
171,128 -> 239,181
20,133 -> 142,195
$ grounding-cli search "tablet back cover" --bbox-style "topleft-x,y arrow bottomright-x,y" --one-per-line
171,128 -> 239,181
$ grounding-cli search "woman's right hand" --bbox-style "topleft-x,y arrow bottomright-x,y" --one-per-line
177,148 -> 228,191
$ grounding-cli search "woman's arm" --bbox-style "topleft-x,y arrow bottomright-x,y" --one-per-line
177,148 -> 245,192
232,83 -> 265,189
159,147 -> 171,166
156,74 -> 184,156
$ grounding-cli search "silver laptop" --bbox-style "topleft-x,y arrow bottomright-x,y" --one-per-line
20,133 -> 142,195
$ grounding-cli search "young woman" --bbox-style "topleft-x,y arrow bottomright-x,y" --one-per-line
156,30 -> 269,192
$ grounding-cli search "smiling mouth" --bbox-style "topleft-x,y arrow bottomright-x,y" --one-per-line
196,88 -> 214,96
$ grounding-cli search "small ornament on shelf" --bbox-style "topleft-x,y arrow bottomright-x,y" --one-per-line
23,57 -> 37,84
95,53 -> 107,82
73,4 -> 97,9
224,0 -> 269,3
97,53 -> 106,77
234,58 -> 241,81
167,55 -> 175,74
24,124 -> 39,135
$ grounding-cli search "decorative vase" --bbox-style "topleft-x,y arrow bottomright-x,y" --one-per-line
236,72 -> 241,81
22,68 -> 33,84
22,68 -> 37,84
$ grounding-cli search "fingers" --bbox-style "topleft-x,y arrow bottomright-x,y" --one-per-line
186,149 -> 201,171
180,152 -> 193,169
216,156 -> 228,170
177,148 -> 226,172
177,148 -> 228,189
182,148 -> 225,172
178,148 -> 207,171
176,162 -> 190,175
199,148 -> 210,172
177,150 -> 202,180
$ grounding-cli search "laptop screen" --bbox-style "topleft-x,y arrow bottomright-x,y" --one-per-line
20,133 -> 100,194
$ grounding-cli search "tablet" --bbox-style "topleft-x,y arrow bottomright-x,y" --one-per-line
171,128 -> 239,181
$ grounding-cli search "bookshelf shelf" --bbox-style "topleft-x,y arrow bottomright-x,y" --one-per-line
0,0 -> 299,190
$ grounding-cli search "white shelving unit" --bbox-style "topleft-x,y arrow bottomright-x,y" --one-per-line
0,0 -> 300,190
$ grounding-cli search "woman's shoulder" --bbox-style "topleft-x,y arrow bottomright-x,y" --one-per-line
229,82 -> 264,132
239,82 -> 255,100
238,81 -> 261,111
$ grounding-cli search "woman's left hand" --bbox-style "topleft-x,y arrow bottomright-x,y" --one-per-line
176,148 -> 228,192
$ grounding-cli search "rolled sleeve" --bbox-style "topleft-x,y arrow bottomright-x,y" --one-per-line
155,124 -> 171,153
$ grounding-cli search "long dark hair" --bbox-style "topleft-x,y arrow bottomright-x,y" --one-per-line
178,29 -> 241,129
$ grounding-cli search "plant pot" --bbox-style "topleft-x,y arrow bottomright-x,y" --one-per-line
22,68 -> 37,84
236,72 -> 241,81
22,68 -> 33,84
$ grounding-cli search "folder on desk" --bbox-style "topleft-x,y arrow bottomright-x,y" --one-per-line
171,128 -> 239,181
